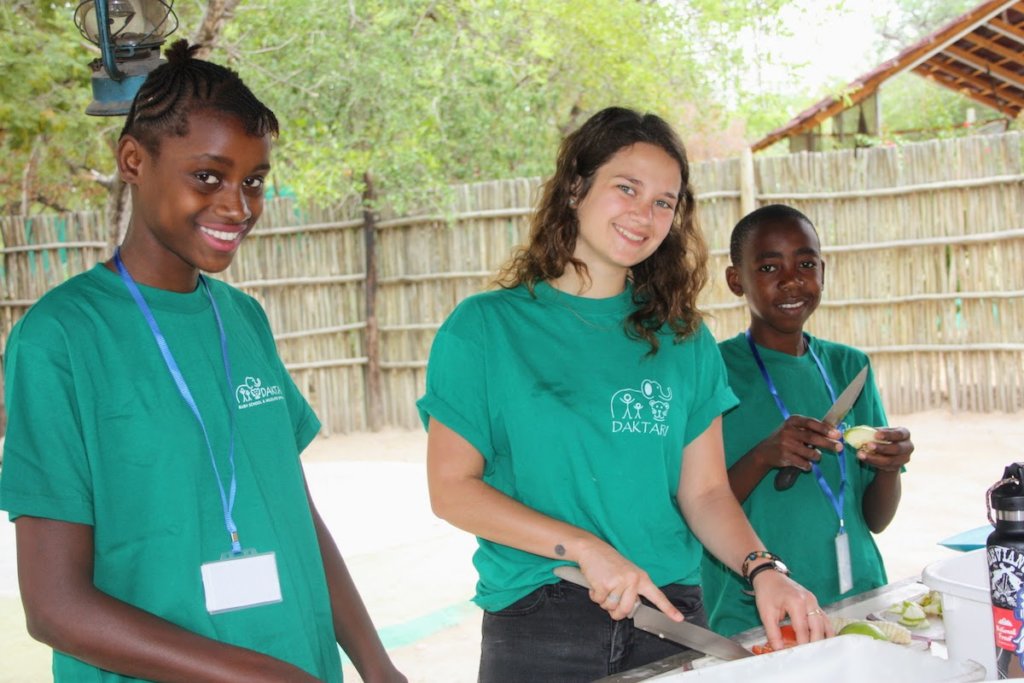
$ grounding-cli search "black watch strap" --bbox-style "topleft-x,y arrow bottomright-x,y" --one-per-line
747,560 -> 788,586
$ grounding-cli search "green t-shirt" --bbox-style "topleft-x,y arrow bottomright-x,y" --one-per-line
417,281 -> 738,611
0,264 -> 342,682
701,332 -> 889,636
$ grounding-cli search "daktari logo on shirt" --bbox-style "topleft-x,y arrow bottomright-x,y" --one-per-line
609,379 -> 672,436
234,376 -> 284,409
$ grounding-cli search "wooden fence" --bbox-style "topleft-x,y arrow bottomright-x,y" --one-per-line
1,132 -> 1021,433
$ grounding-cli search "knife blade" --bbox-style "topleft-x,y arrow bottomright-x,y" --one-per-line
774,364 -> 870,491
553,566 -> 753,661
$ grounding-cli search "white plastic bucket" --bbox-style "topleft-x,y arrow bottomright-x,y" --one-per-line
922,548 -> 996,679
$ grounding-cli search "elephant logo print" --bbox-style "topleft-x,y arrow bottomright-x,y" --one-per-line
610,380 -> 673,422
235,375 -> 284,409
609,379 -> 673,437
236,377 -> 262,404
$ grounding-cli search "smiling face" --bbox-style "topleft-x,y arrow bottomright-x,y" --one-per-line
567,142 -> 681,295
115,109 -> 272,292
726,217 -> 825,354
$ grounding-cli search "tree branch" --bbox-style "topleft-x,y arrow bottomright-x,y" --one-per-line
191,0 -> 244,58
84,167 -> 119,190
33,193 -> 72,214
20,137 -> 42,216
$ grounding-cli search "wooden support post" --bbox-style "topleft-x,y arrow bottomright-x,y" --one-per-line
362,171 -> 384,431
740,147 -> 756,217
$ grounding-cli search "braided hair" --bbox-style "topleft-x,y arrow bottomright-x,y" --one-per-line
120,40 -> 278,155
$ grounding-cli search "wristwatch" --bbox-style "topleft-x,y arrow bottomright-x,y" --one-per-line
746,557 -> 790,587
741,550 -> 789,587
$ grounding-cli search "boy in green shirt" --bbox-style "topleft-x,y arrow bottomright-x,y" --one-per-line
702,204 -> 915,636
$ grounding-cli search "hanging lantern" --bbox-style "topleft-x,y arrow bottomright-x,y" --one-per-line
73,0 -> 178,116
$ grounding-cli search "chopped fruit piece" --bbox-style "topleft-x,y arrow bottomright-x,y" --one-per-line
919,591 -> 943,616
752,623 -> 799,654
845,426 -> 879,449
831,617 -> 912,644
838,621 -> 888,640
897,601 -> 928,628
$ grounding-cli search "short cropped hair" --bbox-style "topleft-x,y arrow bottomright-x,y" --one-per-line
729,204 -> 816,264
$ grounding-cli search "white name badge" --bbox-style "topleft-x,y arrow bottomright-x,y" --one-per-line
201,551 -> 283,614
835,531 -> 854,595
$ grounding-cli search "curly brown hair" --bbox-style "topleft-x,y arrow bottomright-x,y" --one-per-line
496,107 -> 709,354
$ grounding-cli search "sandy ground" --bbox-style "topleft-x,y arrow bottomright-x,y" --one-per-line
0,409 -> 1018,682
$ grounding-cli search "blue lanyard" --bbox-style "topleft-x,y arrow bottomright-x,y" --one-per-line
114,250 -> 243,555
745,330 -> 847,532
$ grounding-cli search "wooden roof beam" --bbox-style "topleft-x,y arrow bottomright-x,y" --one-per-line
988,16 -> 1024,44
943,44 -> 1024,89
965,31 -> 1024,64
914,63 -> 1024,115
920,77 -> 1021,116
918,62 -> 1024,105
919,59 -> 1024,103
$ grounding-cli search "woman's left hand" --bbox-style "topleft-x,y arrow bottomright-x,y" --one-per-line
856,426 -> 913,472
752,569 -> 833,651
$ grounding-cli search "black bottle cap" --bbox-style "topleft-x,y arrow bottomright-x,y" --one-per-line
993,463 -> 1024,512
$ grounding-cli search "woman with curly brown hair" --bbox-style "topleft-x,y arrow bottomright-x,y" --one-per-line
418,107 -> 829,681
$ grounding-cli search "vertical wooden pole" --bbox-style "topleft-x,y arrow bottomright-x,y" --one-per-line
740,147 -> 756,217
107,176 -> 131,249
362,171 -> 383,430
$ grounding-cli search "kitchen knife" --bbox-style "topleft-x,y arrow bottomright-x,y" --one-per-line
553,566 -> 753,661
774,364 -> 870,491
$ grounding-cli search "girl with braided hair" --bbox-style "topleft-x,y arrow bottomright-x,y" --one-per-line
0,41 -> 405,682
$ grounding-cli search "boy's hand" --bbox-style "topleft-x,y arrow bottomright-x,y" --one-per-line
759,415 -> 843,472
855,427 -> 913,472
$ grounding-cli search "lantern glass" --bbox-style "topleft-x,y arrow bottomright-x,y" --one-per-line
74,0 -> 178,54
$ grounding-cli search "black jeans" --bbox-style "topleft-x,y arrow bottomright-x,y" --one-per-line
478,580 -> 706,682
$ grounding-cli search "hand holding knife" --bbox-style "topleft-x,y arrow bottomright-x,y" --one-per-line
774,365 -> 869,491
553,566 -> 753,660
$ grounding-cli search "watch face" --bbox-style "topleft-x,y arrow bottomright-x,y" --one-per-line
774,560 -> 789,575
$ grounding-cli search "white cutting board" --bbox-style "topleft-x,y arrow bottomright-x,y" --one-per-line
649,634 -> 985,682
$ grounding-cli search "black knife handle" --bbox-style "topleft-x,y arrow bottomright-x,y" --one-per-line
774,466 -> 801,491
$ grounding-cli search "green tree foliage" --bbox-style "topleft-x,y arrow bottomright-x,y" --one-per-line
0,0 -> 208,214
226,0 -> 800,210
0,1 -> 113,213
3,0 -> 802,213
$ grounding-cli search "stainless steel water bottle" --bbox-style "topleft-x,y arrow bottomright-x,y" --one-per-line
988,463 -> 1024,678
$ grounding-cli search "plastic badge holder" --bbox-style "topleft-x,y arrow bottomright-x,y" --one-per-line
922,548 -> 997,680
650,634 -> 985,682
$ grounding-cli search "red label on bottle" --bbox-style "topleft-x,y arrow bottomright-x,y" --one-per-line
994,605 -> 1024,651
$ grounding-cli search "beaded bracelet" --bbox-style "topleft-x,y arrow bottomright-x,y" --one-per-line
741,550 -> 783,581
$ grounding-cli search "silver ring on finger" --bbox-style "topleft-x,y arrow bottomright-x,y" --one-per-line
806,608 -> 824,617
607,593 -> 621,604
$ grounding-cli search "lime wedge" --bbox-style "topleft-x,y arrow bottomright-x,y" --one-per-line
838,621 -> 889,641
